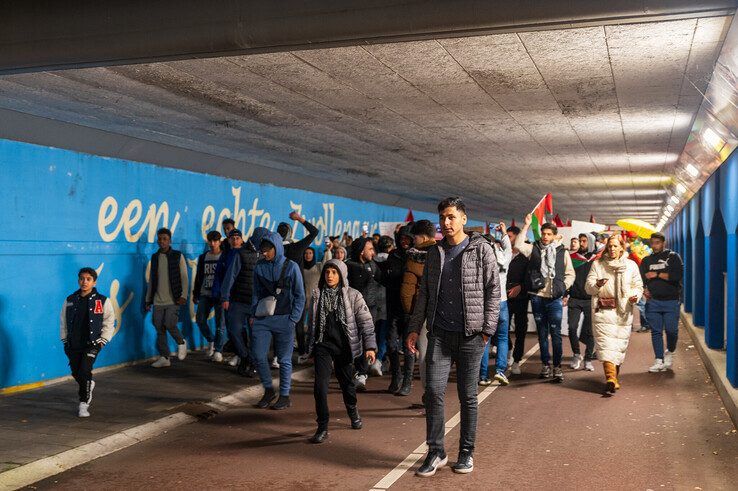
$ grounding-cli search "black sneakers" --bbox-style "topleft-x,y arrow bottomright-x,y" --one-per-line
309,428 -> 328,444
552,366 -> 564,383
347,407 -> 362,429
415,450 -> 448,477
255,388 -> 276,409
539,364 -> 552,379
451,450 -> 474,474
271,395 -> 291,410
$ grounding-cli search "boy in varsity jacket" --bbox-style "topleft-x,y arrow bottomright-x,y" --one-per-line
60,267 -> 115,417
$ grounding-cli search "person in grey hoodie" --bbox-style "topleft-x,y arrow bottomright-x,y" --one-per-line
251,231 -> 305,410
406,197 -> 501,477
306,259 -> 377,444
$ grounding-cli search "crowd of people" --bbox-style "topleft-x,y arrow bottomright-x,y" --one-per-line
59,197 -> 684,476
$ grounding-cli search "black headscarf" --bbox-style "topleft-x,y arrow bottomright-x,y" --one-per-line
303,246 -> 317,270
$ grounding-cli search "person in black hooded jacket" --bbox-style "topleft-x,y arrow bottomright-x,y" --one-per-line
346,236 -> 382,390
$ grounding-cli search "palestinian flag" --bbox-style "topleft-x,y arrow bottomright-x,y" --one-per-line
553,214 -> 565,227
570,252 -> 589,269
531,193 -> 553,240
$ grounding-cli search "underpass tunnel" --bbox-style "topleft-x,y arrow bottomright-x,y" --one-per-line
0,3 -> 737,481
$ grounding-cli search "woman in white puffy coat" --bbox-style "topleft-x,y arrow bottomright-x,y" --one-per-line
585,234 -> 643,395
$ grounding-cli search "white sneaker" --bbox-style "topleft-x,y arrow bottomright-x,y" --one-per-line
86,380 -> 96,404
271,357 -> 280,369
78,402 -> 90,418
508,355 -> 514,367
663,351 -> 674,370
151,356 -> 171,368
206,342 -> 215,358
584,360 -> 595,371
511,362 -> 521,375
228,355 -> 240,367
369,360 -> 383,377
355,374 -> 368,391
177,340 -> 187,361
570,354 -> 583,370
649,358 -> 665,373
212,352 -> 223,362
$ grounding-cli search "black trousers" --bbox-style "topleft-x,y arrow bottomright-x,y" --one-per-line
508,297 -> 530,362
567,298 -> 595,360
66,347 -> 99,402
313,345 -> 357,429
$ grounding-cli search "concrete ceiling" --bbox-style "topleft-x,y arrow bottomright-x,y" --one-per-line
0,16 -> 732,223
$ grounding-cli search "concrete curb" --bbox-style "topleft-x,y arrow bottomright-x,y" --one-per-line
0,366 -> 313,490
681,309 -> 738,428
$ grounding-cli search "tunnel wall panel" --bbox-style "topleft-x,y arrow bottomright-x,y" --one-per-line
0,138 -> 467,389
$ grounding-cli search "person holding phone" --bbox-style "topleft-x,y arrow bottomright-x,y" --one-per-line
585,234 -> 643,395
305,259 -> 377,443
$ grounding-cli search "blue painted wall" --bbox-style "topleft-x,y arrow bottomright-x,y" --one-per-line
0,138 -> 466,389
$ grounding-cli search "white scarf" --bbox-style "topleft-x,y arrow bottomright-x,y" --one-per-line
602,254 -> 630,316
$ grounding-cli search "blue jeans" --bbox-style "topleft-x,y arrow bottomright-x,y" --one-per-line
375,319 -> 388,362
225,301 -> 251,360
251,314 -> 295,396
480,301 -> 509,378
645,299 -> 680,359
195,296 -> 226,352
636,297 -> 650,328
530,295 -> 563,367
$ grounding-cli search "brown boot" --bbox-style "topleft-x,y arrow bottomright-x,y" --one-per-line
603,362 -> 617,394
615,365 -> 621,390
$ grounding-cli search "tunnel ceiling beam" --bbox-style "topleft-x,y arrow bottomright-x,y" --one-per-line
1,0 -> 736,75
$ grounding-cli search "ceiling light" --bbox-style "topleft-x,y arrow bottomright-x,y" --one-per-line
670,195 -> 680,205
656,223 -> 664,231
702,127 -> 725,153
666,204 -> 675,212
676,183 -> 687,195
686,163 -> 700,178
664,209 -> 672,217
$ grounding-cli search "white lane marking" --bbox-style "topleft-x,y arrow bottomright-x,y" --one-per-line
370,343 -> 541,491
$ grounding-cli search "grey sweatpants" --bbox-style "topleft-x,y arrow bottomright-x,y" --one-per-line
424,328 -> 486,454
152,304 -> 184,357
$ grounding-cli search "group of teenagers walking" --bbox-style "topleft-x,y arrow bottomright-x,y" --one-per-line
59,196 -> 683,477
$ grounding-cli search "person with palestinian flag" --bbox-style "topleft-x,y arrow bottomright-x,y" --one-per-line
514,194 -> 575,383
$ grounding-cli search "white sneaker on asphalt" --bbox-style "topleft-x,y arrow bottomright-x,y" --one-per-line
212,352 -> 223,362
177,340 -> 187,361
151,357 -> 171,368
584,360 -> 595,371
369,360 -> 383,377
663,351 -> 674,370
649,358 -> 665,372
271,357 -> 280,369
511,362 -> 521,375
570,354 -> 583,370
206,342 -> 215,358
78,402 -> 90,418
228,355 -> 240,367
